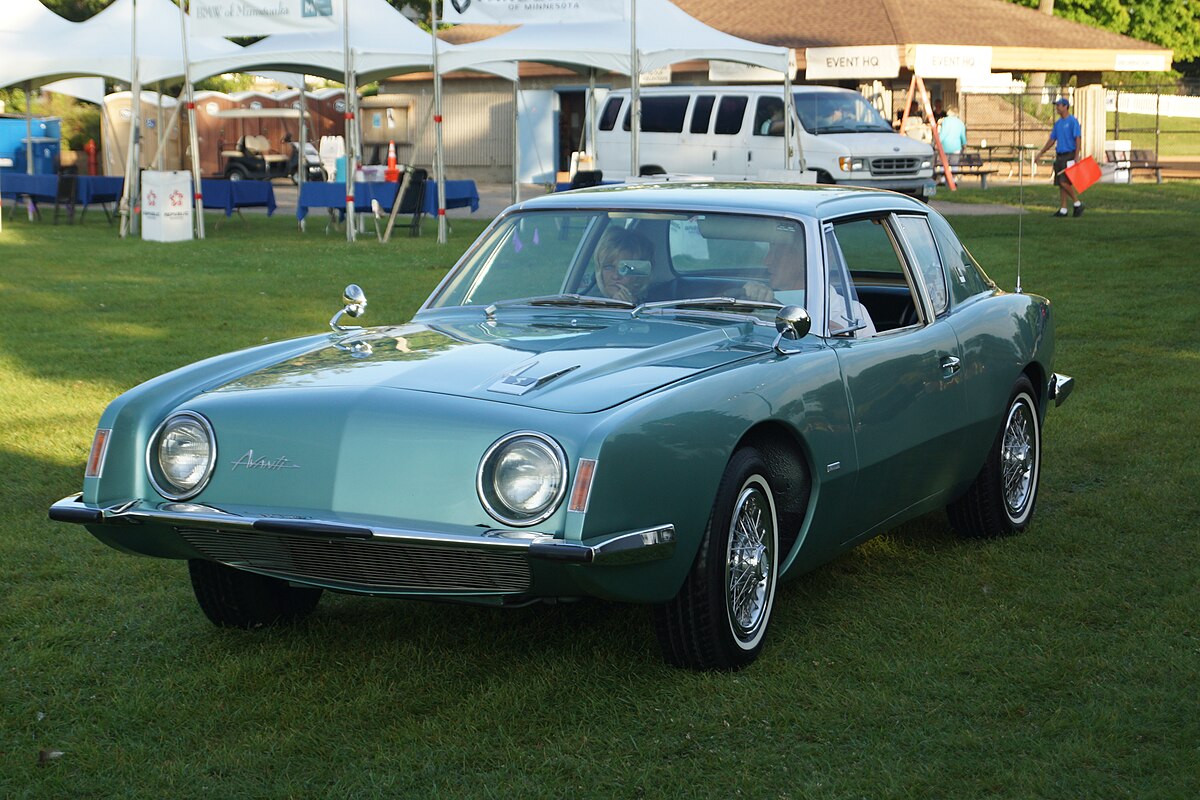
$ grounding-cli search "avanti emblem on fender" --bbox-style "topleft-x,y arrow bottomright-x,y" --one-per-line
231,450 -> 300,471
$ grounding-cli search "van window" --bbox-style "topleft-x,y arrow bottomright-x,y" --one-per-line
627,96 -> 689,133
599,97 -> 622,132
714,96 -> 748,135
690,95 -> 715,134
754,96 -> 785,137
792,90 -> 893,135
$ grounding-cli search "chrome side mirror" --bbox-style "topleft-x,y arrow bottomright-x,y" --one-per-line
330,284 -> 368,332
772,305 -> 811,355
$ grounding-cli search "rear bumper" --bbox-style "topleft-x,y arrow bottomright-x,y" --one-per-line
1048,372 -> 1075,407
48,494 -> 676,568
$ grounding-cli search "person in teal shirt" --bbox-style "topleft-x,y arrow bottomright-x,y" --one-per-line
938,107 -> 967,154
1036,98 -> 1084,217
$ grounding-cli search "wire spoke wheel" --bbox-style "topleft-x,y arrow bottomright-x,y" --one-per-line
1001,399 -> 1035,517
725,484 -> 774,643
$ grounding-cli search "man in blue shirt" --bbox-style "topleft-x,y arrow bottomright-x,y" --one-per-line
1036,97 -> 1084,217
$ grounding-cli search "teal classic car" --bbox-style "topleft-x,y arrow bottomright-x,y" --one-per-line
51,184 -> 1073,670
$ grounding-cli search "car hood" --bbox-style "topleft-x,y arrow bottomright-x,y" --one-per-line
209,311 -> 770,413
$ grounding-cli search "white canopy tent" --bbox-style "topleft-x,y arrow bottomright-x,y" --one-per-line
187,0 -> 515,243
437,0 -> 796,179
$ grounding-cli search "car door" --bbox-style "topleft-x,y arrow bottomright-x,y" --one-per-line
822,214 -> 968,542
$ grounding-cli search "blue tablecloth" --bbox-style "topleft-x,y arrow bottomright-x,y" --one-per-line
297,179 -> 479,221
201,179 -> 276,217
1,173 -> 58,201
76,175 -> 124,206
425,179 -> 480,215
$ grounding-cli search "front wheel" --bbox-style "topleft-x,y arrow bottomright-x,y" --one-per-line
947,376 -> 1042,538
188,559 -> 322,628
653,448 -> 779,670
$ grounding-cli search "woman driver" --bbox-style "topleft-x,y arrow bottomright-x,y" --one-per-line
593,228 -> 656,305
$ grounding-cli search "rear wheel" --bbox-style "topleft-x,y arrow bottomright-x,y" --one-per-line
188,559 -> 322,628
653,448 -> 779,670
947,376 -> 1042,538
225,166 -> 247,182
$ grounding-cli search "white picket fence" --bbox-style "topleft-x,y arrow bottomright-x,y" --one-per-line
1105,91 -> 1200,119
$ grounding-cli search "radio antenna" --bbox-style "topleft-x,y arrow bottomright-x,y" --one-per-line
1015,99 -> 1025,294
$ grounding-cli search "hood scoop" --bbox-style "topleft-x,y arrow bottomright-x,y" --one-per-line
488,361 -> 580,396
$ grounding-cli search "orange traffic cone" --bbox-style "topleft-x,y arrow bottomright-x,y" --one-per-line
384,141 -> 400,182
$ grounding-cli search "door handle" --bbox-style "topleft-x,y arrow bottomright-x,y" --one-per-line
941,356 -> 961,376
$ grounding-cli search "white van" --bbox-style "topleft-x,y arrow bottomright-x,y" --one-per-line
594,85 -> 936,197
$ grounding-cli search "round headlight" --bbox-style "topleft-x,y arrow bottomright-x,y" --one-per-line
477,432 -> 567,527
148,412 -> 216,500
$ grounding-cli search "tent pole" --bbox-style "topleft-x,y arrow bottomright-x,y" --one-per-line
783,64 -> 792,170
119,0 -> 141,238
629,0 -> 639,179
24,81 -> 33,176
511,76 -> 520,205
298,77 -> 309,188
178,0 -> 204,239
433,0 -> 447,244
588,68 -> 597,161
343,0 -> 356,243
155,84 -> 164,171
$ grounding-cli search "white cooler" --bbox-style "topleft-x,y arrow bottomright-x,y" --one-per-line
142,170 -> 194,242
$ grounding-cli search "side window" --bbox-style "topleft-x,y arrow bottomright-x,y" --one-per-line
636,96 -> 689,133
754,96 -> 785,137
690,95 -> 715,134
896,216 -> 948,315
928,212 -> 995,303
714,96 -> 748,135
598,97 -> 622,132
825,217 -> 919,337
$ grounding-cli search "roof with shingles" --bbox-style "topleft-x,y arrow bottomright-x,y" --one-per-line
440,0 -> 1164,53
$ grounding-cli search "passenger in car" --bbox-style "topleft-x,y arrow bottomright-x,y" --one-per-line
742,242 -> 876,336
593,228 -> 660,305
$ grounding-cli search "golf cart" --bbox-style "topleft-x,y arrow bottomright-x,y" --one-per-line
215,107 -> 326,183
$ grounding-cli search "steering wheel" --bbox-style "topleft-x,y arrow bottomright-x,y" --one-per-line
897,302 -> 920,328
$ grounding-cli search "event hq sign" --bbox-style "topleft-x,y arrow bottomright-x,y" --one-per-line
191,0 -> 341,37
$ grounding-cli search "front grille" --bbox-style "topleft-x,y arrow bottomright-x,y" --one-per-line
178,528 -> 531,593
870,157 -> 922,176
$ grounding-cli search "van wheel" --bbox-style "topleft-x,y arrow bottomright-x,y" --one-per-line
639,164 -> 665,176
814,170 -> 836,185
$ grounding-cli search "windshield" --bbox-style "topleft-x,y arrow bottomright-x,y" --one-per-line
426,209 -> 808,314
793,91 -> 893,135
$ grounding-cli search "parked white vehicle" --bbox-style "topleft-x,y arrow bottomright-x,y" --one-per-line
595,85 -> 936,198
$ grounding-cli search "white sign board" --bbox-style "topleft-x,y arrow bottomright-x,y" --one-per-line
640,67 -> 672,86
192,0 -> 341,38
142,171 -> 194,243
805,46 -> 899,80
709,59 -> 793,84
1114,53 -> 1171,72
912,45 -> 992,79
443,0 -> 625,24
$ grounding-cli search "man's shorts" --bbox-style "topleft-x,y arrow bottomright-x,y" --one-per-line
1053,153 -> 1074,186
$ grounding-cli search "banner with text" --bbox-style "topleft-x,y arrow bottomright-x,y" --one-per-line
805,46 -> 899,80
912,45 -> 992,79
441,0 -> 627,25
191,0 -> 342,38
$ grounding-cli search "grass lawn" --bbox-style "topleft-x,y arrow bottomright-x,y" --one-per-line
2,187 -> 1198,798
1106,111 -> 1200,156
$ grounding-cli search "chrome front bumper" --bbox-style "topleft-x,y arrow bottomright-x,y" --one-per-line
48,494 -> 676,567
1048,372 -> 1075,408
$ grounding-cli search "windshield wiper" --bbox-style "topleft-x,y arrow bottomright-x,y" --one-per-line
484,294 -> 635,319
633,297 -> 783,317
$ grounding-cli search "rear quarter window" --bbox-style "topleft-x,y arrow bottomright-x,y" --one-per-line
599,97 -> 622,131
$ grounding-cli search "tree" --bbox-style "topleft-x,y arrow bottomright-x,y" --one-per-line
1007,0 -> 1200,62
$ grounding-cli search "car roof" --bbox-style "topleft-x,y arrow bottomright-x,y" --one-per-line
514,182 -> 929,220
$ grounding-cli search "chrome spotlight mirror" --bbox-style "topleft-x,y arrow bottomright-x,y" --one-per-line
330,284 -> 368,332
772,305 -> 811,355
